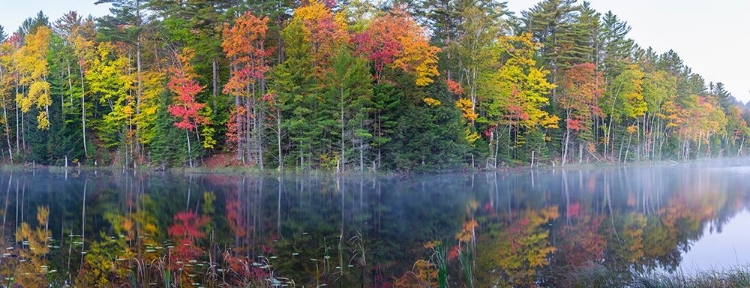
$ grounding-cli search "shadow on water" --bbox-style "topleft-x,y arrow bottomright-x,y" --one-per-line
1,159 -> 750,286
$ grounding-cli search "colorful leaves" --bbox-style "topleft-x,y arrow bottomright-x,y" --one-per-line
86,42 -> 135,147
423,97 -> 442,107
610,64 -> 646,120
456,98 -> 478,122
353,6 -> 440,86
292,0 -> 348,78
13,206 -> 52,287
394,260 -> 439,288
566,118 -> 582,131
562,63 -> 604,119
222,11 -> 270,98
481,206 -> 559,286
14,26 -> 52,129
168,211 -> 210,241
446,79 -> 465,96
225,105 -> 246,150
456,219 -> 478,243
167,49 -> 208,132
489,33 -> 558,130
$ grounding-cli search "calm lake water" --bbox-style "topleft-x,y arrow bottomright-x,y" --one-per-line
1,160 -> 750,287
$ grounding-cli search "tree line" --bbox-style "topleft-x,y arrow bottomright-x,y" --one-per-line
0,0 -> 747,172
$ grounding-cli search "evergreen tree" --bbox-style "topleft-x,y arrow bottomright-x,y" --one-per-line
323,48 -> 373,173
272,18 -> 320,169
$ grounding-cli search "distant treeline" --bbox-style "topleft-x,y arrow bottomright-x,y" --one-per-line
0,0 -> 747,172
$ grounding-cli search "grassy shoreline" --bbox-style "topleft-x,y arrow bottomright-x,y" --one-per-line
563,263 -> 750,288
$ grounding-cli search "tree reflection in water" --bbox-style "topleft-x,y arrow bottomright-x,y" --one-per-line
0,162 -> 748,286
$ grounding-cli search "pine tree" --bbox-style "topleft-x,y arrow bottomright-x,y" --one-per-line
272,18 -> 319,169
324,48 -> 373,173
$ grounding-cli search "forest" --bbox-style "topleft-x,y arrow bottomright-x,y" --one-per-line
0,0 -> 747,172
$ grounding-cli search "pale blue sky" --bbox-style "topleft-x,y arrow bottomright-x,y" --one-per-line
3,0 -> 749,102
507,0 -> 750,103
1,1 -> 111,34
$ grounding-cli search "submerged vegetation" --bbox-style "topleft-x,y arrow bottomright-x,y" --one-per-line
0,0 -> 747,173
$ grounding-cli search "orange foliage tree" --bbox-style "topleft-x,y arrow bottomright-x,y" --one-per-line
560,63 -> 604,163
222,11 -> 271,168
293,0 -> 349,78
353,6 -> 440,86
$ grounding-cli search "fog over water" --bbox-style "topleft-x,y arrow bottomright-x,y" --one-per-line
1,159 -> 750,286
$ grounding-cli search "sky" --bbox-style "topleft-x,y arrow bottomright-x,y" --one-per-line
506,0 -> 750,103
0,1 -> 111,34
2,0 -> 749,102
680,208 -> 750,272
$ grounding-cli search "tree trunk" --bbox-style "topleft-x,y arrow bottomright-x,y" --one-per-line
738,135 -> 745,157
66,61 -> 73,121
277,106 -> 282,171
235,94 -> 242,162
618,133 -> 626,163
0,65 -> 11,163
696,131 -> 702,159
3,104 -> 11,164
578,142 -> 583,164
531,150 -> 535,168
494,129 -> 500,168
340,87 -> 345,174
605,86 -> 621,160
135,3 -> 143,156
248,64 -> 255,167
357,120 -> 365,172
624,132 -> 632,164
21,111 -> 24,153
15,83 -> 19,154
80,64 -> 88,158
470,68 -> 477,125
186,129 -> 193,168
255,97 -> 264,171
562,125 -> 570,166
259,48 -> 266,172
212,58 -> 218,115
359,133 -> 364,173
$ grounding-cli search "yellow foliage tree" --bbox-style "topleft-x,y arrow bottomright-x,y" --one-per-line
15,26 -> 52,129
484,33 -> 558,132
86,42 -> 135,148
292,0 -> 349,79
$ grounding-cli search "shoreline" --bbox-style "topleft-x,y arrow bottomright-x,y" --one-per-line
1,156 -> 746,177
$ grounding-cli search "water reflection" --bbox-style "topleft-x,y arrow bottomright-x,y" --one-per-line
0,161 -> 749,287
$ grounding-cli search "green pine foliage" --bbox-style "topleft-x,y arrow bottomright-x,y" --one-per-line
0,0 -> 746,171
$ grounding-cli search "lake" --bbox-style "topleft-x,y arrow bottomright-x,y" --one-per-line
1,160 -> 749,287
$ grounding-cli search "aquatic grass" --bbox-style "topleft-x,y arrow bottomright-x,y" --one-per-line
423,241 -> 449,288
562,263 -> 750,288
635,265 -> 750,288
458,247 -> 474,288
559,262 -> 632,288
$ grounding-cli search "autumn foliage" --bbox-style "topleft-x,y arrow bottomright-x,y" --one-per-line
353,6 -> 440,86
168,49 -> 208,131
0,0 -> 746,174
561,62 -> 604,128
222,12 -> 270,98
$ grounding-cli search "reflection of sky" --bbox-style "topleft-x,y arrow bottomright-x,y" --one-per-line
679,209 -> 750,273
